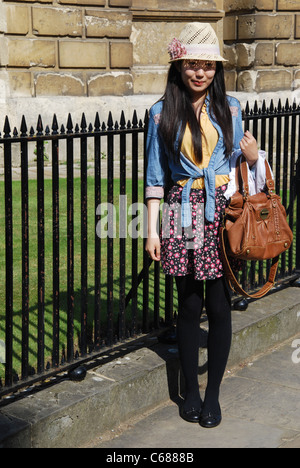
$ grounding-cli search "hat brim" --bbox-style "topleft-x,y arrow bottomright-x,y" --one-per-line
169,54 -> 227,63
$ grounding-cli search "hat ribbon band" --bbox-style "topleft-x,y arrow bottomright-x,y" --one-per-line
184,44 -> 221,56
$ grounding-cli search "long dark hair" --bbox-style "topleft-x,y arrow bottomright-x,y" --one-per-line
159,61 -> 233,164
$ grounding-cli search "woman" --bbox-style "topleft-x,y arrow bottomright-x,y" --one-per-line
145,23 -> 262,429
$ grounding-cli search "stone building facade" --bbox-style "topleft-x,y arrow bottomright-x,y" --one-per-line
224,0 -> 300,94
0,0 -> 299,126
0,0 -> 135,101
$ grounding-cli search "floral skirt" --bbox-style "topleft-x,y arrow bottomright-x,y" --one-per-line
160,184 -> 241,281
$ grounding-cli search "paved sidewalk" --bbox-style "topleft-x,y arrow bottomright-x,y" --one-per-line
90,337 -> 300,449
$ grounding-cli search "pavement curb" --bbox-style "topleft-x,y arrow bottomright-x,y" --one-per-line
0,287 -> 300,448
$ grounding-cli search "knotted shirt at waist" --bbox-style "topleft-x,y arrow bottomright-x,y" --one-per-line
172,152 -> 230,227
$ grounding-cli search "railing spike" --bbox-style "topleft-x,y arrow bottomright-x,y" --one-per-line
107,111 -> 113,130
285,98 -> 290,111
144,109 -> 149,127
120,110 -> 126,129
277,99 -> 282,112
20,115 -> 28,136
132,110 -> 138,128
94,112 -> 100,131
66,113 -> 73,133
4,116 -> 11,137
52,114 -> 59,135
36,114 -> 43,135
81,113 -> 87,132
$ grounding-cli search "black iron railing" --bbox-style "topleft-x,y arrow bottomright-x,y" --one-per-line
0,97 -> 299,400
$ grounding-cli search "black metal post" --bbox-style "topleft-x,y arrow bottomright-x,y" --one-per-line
20,116 -> 29,380
36,116 -> 45,375
52,115 -> 60,368
4,117 -> 13,387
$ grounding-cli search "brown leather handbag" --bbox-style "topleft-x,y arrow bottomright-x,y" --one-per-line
219,156 -> 293,299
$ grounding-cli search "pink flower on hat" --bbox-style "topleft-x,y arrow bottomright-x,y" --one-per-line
168,38 -> 187,61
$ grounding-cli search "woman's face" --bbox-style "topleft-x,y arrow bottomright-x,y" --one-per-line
179,59 -> 216,99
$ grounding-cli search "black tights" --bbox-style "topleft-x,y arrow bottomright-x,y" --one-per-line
175,275 -> 232,416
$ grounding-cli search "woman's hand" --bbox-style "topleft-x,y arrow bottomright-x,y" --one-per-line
146,198 -> 161,261
145,236 -> 161,262
240,131 -> 259,167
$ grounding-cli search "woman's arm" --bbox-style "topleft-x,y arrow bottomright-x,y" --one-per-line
145,103 -> 167,262
145,198 -> 161,262
230,99 -> 259,168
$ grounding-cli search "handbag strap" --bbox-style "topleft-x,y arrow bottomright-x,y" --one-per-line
219,225 -> 278,299
237,155 -> 275,198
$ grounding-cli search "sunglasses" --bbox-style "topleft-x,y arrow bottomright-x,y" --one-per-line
183,60 -> 216,72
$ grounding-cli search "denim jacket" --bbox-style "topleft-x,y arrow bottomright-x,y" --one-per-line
146,93 -> 245,227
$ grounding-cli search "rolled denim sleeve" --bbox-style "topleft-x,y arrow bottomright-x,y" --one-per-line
230,100 -> 244,151
145,105 -> 168,199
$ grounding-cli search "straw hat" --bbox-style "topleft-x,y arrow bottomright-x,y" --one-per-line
168,22 -> 227,63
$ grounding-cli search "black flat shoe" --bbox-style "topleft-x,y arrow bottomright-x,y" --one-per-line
199,412 -> 222,428
180,406 -> 202,423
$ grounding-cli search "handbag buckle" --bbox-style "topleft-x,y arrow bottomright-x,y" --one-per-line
260,208 -> 269,220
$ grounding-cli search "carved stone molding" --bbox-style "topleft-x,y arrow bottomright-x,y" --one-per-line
131,8 -> 225,22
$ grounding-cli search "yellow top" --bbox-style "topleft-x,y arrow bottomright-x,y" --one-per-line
177,103 -> 230,189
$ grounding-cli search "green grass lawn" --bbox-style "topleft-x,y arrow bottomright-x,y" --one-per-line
0,176 -> 169,381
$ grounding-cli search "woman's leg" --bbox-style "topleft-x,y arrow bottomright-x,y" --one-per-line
202,277 -> 232,417
175,275 -> 204,412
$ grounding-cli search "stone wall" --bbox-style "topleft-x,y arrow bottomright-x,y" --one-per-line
224,0 -> 300,93
0,0 -> 225,100
0,0 -> 134,99
0,0 -> 226,129
0,0 -> 299,131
